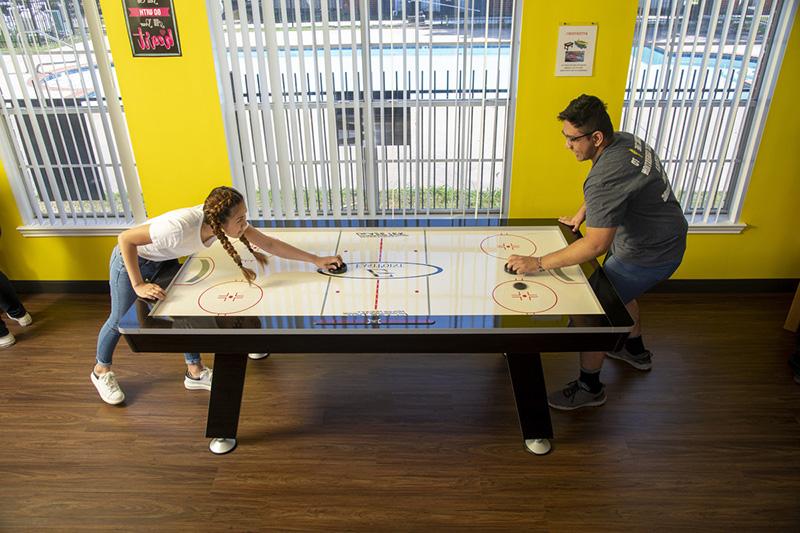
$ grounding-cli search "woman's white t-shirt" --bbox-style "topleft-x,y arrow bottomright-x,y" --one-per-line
136,205 -> 216,261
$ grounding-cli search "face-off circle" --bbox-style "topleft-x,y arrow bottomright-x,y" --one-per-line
198,281 -> 264,315
492,280 -> 558,314
480,234 -> 537,260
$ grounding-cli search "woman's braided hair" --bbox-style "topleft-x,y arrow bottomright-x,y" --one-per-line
203,186 -> 268,284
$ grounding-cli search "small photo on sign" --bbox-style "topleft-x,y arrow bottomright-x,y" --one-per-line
564,51 -> 585,63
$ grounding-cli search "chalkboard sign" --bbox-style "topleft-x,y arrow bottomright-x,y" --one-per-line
123,0 -> 181,57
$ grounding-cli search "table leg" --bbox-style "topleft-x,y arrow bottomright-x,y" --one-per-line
505,352 -> 554,455
205,352 -> 248,454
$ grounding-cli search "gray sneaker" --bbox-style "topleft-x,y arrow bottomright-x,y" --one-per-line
548,380 -> 606,411
606,347 -> 652,370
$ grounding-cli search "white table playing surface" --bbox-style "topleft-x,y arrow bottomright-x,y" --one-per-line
150,225 -> 605,318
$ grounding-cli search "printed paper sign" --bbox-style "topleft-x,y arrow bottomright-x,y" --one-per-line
555,25 -> 597,77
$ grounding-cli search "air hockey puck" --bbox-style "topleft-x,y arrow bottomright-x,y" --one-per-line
327,262 -> 348,274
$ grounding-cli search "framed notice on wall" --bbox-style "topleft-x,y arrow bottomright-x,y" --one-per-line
123,0 -> 182,57
555,25 -> 597,77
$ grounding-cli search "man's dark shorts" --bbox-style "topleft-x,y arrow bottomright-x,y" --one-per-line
603,255 -> 682,304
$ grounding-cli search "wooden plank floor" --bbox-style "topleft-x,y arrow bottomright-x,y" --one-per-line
0,292 -> 798,531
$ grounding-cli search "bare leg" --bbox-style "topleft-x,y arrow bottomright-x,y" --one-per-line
579,351 -> 606,372
96,363 -> 206,377
187,362 -> 207,377
580,299 -> 642,370
627,299 -> 641,337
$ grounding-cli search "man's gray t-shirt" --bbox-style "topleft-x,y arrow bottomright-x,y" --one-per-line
584,131 -> 688,266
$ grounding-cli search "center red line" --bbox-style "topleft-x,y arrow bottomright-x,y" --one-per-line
374,238 -> 384,310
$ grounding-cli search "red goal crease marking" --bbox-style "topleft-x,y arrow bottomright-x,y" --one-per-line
479,234 -> 538,260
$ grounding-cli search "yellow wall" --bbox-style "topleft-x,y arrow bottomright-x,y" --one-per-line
509,1 -> 638,218
509,1 -> 800,279
0,0 -> 231,279
0,2 -> 798,280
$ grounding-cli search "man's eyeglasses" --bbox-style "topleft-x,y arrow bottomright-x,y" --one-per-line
564,131 -> 595,144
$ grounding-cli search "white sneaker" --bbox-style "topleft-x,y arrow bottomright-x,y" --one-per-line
91,371 -> 125,405
184,367 -> 213,391
248,353 -> 270,360
0,333 -> 15,348
9,312 -> 32,327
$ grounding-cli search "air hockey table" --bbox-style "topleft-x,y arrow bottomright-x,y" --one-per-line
120,218 -> 633,455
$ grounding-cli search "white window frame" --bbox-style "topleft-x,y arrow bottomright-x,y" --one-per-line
207,0 -> 522,220
0,0 -> 144,236
622,0 -> 797,234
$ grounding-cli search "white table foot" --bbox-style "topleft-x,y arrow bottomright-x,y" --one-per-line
209,438 -> 237,454
524,438 -> 552,455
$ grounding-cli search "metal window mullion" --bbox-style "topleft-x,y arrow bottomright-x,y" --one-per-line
376,0 -> 388,216
703,0 -> 768,223
686,69 -> 723,218
67,77 -> 120,220
412,0 -> 422,215
250,0 -> 286,219
464,0 -> 478,213
33,8 -> 88,221
623,0 -> 653,129
42,0 -> 95,220
75,0 -> 137,222
0,12 -> 65,223
239,0 -> 274,218
475,0 -> 491,216
57,0 -> 112,219
669,0 -> 711,204
333,1 -> 352,216
650,0 -> 678,112
207,0 -> 249,206
290,0 -> 320,218
651,0 -> 689,155
443,72 -> 450,210
305,2 -> 330,217
259,0 -> 295,217
424,0 -> 434,215
714,0 -> 773,223
0,93 -> 40,223
221,0 -> 262,218
686,0 -> 736,218
394,72 -> 402,212
728,0 -> 788,223
70,4 -> 122,221
223,0 -> 260,215
346,0 -> 365,217
696,73 -> 737,219
500,0 -> 522,214
275,0 -> 306,217
671,0 -> 721,212
454,2 -> 468,214
52,0 -> 103,219
359,0 -> 377,216
397,0 -> 411,216
694,0 -> 754,219
11,3 -> 78,221
319,0 -> 342,217
81,0 -> 142,222
489,0 -> 506,211
387,6 -> 397,215
636,0 -> 667,143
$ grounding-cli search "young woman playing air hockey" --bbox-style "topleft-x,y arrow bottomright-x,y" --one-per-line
92,186 -> 344,405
